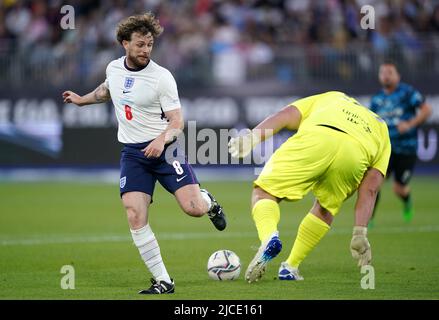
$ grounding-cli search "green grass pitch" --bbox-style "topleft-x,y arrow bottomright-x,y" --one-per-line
0,177 -> 438,300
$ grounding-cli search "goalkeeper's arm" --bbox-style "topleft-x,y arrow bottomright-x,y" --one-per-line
355,168 -> 384,227
228,105 -> 302,158
350,168 -> 384,266
251,105 -> 302,142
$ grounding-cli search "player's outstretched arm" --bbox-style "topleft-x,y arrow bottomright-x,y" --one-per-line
62,82 -> 111,107
228,105 -> 302,158
351,168 -> 384,267
253,105 -> 302,141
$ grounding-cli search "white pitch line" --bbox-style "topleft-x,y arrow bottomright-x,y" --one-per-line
0,232 -> 256,246
0,225 -> 438,247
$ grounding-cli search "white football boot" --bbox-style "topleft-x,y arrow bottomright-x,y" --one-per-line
245,231 -> 282,283
278,261 -> 304,281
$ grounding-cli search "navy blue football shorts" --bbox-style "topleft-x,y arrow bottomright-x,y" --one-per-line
387,152 -> 417,186
119,140 -> 199,198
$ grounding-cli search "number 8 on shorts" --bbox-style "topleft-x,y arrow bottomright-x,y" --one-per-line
172,160 -> 184,175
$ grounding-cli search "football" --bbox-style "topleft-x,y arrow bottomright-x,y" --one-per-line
207,250 -> 241,280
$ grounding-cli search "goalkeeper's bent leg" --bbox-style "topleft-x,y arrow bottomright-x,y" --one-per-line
286,213 -> 330,268
252,199 -> 280,243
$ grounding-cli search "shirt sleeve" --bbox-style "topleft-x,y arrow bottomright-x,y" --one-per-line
158,70 -> 181,112
371,125 -> 392,176
289,94 -> 322,122
104,63 -> 111,89
370,96 -> 378,112
409,88 -> 425,110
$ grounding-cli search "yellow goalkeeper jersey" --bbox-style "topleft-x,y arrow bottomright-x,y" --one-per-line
291,91 -> 391,176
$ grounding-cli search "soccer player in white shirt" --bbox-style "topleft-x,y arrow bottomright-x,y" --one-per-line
62,12 -> 226,294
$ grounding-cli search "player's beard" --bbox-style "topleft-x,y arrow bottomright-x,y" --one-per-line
127,53 -> 150,69
383,82 -> 392,89
382,79 -> 397,90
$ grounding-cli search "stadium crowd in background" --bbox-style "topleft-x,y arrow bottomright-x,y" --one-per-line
1,0 -> 439,86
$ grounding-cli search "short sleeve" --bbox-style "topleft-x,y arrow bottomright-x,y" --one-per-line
370,95 -> 378,112
158,70 -> 181,112
371,125 -> 392,176
409,88 -> 425,110
290,94 -> 321,122
104,63 -> 111,89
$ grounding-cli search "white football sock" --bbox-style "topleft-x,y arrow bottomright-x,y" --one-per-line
130,224 -> 171,283
200,190 -> 213,212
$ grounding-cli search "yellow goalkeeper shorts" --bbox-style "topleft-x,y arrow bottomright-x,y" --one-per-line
254,126 -> 369,215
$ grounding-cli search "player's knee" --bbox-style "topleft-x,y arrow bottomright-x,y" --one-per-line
251,187 -> 278,207
124,205 -> 147,227
311,201 -> 334,225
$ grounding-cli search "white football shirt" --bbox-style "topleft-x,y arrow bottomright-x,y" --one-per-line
104,57 -> 181,143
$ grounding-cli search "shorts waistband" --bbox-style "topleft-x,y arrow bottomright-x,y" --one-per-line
123,138 -> 177,149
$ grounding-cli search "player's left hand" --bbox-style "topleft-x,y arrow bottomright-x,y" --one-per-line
397,121 -> 412,134
228,129 -> 261,158
142,136 -> 165,158
350,226 -> 372,267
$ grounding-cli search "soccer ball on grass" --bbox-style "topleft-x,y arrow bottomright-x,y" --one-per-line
207,250 -> 241,280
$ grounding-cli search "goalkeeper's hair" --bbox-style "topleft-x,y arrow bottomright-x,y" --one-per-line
116,12 -> 163,44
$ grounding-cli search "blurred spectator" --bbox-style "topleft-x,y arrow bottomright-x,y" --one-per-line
0,0 -> 438,87
211,15 -> 245,85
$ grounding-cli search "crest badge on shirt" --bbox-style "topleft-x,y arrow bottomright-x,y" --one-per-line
124,77 -> 135,89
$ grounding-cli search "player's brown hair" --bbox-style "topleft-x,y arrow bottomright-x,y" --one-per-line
116,12 -> 164,45
381,60 -> 399,71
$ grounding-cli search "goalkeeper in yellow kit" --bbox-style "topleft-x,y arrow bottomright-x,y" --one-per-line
228,91 -> 391,282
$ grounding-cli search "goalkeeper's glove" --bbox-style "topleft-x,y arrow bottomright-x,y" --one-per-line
350,226 -> 372,267
228,129 -> 261,158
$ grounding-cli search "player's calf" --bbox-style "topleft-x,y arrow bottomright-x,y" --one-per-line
174,185 -> 226,230
175,185 -> 210,217
179,200 -> 207,217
